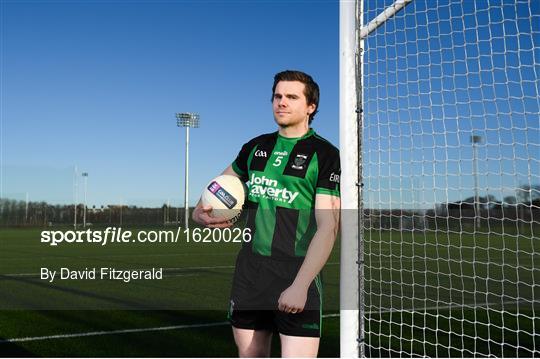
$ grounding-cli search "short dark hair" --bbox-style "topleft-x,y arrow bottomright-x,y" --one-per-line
272,70 -> 320,124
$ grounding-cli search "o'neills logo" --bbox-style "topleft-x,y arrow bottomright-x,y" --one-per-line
250,174 -> 299,204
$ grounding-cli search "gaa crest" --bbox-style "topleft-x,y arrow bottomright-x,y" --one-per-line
292,154 -> 308,170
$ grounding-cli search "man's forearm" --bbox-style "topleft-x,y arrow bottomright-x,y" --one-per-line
292,225 -> 338,290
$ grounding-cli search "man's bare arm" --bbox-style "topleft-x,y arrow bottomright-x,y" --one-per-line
277,194 -> 340,313
221,165 -> 241,177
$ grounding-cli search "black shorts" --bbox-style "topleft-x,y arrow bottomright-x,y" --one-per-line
227,249 -> 323,337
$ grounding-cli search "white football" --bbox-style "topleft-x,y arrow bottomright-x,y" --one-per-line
201,175 -> 246,224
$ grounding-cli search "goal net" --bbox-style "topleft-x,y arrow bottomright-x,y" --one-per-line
359,0 -> 539,356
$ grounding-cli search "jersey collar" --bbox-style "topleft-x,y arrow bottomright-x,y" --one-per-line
276,128 -> 315,142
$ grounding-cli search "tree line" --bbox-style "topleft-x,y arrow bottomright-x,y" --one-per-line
0,199 -> 186,227
1,185 -> 538,228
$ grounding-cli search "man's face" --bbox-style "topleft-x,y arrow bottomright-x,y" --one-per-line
272,81 -> 316,128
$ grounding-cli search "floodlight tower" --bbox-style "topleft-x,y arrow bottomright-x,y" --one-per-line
74,166 -> 78,229
25,192 -> 29,224
82,172 -> 88,227
176,113 -> 200,229
471,135 -> 482,229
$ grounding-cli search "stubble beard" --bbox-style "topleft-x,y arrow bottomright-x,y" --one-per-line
274,113 -> 308,129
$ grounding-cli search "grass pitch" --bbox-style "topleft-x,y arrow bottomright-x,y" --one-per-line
0,226 -> 538,357
362,227 -> 539,357
0,226 -> 340,357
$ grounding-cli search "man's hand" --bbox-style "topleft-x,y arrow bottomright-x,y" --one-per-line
192,165 -> 242,228
277,283 -> 308,314
191,203 -> 233,228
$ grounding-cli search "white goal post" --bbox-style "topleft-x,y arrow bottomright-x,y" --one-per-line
340,0 -> 539,357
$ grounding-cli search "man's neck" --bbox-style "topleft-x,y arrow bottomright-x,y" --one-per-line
278,122 -> 310,138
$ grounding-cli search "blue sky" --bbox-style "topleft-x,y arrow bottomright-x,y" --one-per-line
362,0 -> 539,210
1,0 -> 539,210
1,0 -> 339,207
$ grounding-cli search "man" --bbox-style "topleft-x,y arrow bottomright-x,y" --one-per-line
193,70 -> 340,357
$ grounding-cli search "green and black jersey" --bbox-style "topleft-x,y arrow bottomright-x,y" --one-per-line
232,128 -> 340,259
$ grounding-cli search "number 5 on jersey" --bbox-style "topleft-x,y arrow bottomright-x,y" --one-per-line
273,155 -> 283,167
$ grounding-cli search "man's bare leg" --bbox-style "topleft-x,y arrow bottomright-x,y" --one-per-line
279,334 -> 319,358
232,327 -> 273,357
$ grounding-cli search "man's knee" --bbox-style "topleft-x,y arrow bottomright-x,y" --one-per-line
233,327 -> 272,358
238,346 -> 270,358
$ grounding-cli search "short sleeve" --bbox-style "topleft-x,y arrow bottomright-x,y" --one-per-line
316,148 -> 340,197
231,141 -> 253,183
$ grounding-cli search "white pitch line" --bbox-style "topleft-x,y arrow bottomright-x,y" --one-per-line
0,314 -> 341,344
0,266 -> 235,278
2,252 -> 239,262
2,299 -> 538,344
0,262 -> 339,278
0,321 -> 229,344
